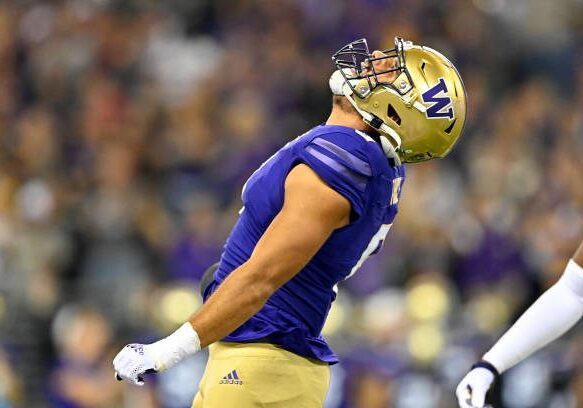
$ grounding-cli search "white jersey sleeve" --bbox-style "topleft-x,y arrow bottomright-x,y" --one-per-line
483,259 -> 583,373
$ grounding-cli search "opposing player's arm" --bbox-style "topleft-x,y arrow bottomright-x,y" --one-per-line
190,163 -> 350,347
457,239 -> 583,408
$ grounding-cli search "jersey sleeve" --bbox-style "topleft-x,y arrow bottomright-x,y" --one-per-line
295,133 -> 372,220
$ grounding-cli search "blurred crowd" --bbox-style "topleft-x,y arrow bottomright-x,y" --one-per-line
0,0 -> 582,407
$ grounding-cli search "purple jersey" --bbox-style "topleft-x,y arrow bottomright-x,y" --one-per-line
203,124 -> 405,364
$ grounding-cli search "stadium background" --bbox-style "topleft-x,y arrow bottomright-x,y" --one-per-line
0,0 -> 582,407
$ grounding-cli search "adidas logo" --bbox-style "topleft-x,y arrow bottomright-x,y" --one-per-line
219,369 -> 243,385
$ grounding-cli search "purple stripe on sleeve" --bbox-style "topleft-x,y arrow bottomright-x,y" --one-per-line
312,138 -> 371,176
305,146 -> 367,191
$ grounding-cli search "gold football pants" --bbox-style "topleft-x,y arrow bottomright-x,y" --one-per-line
192,342 -> 330,407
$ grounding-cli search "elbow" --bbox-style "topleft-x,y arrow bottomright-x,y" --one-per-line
234,267 -> 279,310
234,257 -> 293,311
247,279 -> 278,307
241,265 -> 284,308
231,281 -> 273,317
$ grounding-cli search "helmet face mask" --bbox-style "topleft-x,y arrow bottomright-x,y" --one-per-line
331,37 -> 467,164
332,37 -> 413,97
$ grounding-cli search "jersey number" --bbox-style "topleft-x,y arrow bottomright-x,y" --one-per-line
334,223 -> 392,292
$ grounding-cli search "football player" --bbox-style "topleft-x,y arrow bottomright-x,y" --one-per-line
113,37 -> 466,407
457,240 -> 583,408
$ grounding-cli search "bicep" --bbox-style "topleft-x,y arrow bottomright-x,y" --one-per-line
246,164 -> 351,289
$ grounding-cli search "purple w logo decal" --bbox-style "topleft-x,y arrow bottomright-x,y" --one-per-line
421,78 -> 454,120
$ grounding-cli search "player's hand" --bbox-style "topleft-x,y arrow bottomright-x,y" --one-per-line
113,323 -> 201,386
113,343 -> 159,386
456,366 -> 496,408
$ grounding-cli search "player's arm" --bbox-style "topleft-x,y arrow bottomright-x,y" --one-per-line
188,163 -> 350,346
113,164 -> 351,385
456,239 -> 583,408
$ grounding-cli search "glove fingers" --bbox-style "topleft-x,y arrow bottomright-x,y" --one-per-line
114,351 -> 133,372
456,366 -> 496,408
457,395 -> 472,408
455,382 -> 470,408
456,387 -> 471,407
120,361 -> 137,376
113,352 -> 127,367
471,390 -> 486,407
113,343 -> 157,386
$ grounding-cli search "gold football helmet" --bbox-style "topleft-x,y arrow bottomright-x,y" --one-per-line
331,37 -> 467,163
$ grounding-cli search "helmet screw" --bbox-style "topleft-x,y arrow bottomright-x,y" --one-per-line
399,81 -> 407,90
373,101 -> 379,108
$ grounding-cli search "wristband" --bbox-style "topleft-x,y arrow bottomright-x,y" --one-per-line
146,322 -> 201,371
471,360 -> 500,380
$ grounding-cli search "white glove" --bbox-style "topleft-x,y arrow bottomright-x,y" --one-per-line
456,363 -> 497,408
113,343 -> 158,386
113,322 -> 201,386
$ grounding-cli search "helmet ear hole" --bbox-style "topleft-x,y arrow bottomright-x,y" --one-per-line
387,104 -> 401,125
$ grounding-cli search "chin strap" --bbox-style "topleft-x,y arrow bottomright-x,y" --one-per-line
341,83 -> 403,162
379,135 -> 402,166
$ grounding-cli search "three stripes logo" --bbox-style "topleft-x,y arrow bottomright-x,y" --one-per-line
219,369 -> 243,385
